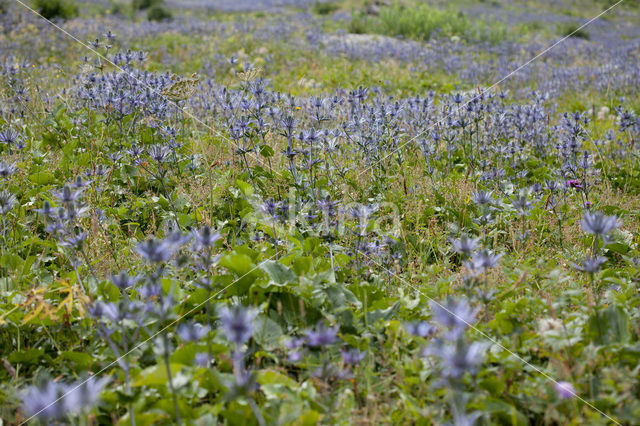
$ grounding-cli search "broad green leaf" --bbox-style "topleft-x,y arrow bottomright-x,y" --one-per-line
586,305 -> 630,345
260,260 -> 297,286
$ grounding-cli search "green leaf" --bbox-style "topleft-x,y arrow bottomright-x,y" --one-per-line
219,253 -> 256,276
259,145 -> 275,158
586,305 -> 630,345
9,348 -> 45,365
605,242 -> 630,255
481,398 -> 528,426
132,363 -> 185,387
253,315 -> 283,350
59,351 -> 94,370
260,260 -> 297,286
29,171 -> 55,185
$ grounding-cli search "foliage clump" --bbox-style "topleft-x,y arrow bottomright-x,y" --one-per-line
34,0 -> 78,20
349,1 -> 506,44
147,4 -> 172,21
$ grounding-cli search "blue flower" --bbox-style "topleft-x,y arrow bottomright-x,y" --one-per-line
305,323 -> 338,348
219,305 -> 257,345
580,212 -> 619,236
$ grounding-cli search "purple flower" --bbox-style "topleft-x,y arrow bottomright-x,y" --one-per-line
219,305 -> 257,345
135,232 -> 189,263
580,212 -> 619,236
405,321 -> 437,338
305,323 -> 338,348
341,348 -> 365,365
177,322 -> 210,342
555,381 -> 576,400
566,180 -> 582,189
194,352 -> 210,367
450,236 -> 480,257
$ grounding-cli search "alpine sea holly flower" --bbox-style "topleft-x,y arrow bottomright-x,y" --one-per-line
54,185 -> 83,204
177,322 -> 210,342
511,194 -> 532,215
60,230 -> 87,249
284,337 -> 305,361
472,213 -> 494,227
545,179 -> 559,192
21,377 -> 109,420
305,323 -> 338,348
429,299 -> 478,340
580,211 -> 619,236
61,376 -> 110,413
450,236 -> 480,257
405,321 -> 438,338
424,339 -> 488,379
0,128 -> 19,146
555,381 -> 576,400
572,255 -> 607,273
341,348 -> 365,365
0,190 -> 17,214
219,305 -> 258,346
110,271 -> 140,291
472,190 -> 493,206
0,160 -> 16,179
135,232 -> 189,263
21,381 -> 65,420
465,249 -> 503,274
36,200 -> 55,217
194,352 -> 209,367
192,226 -> 221,250
89,301 -> 120,322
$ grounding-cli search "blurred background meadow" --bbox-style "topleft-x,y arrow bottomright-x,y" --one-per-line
0,0 -> 640,424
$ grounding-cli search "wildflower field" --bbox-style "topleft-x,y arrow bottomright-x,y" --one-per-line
1,0 -> 640,424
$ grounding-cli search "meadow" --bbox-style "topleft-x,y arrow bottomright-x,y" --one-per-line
0,0 -> 639,424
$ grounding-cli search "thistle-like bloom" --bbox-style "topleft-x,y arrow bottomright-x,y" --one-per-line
555,381 -> 576,400
110,271 -> 140,291
0,128 -> 19,145
89,301 -> 120,322
54,185 -> 83,204
177,322 -> 210,342
341,348 -> 365,365
511,194 -> 532,215
306,323 -> 338,348
429,299 -> 478,340
285,337 -> 305,362
572,256 -> 607,273
21,381 -> 65,420
450,236 -> 480,257
219,305 -> 258,345
580,212 -> 619,236
192,226 -> 221,250
135,232 -> 189,263
0,160 -> 16,179
472,190 -> 493,206
465,249 -> 503,275
0,190 -> 17,214
194,352 -> 209,367
424,339 -> 488,379
21,377 -> 109,420
61,376 -> 110,414
405,321 -> 437,338
36,200 -> 55,217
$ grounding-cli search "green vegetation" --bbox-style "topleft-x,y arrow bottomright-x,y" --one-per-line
131,0 -> 163,10
312,1 -> 340,15
348,1 -> 507,43
147,4 -> 172,21
34,0 -> 78,20
559,22 -> 591,39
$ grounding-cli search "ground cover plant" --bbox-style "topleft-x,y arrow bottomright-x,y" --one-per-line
1,0 -> 640,424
